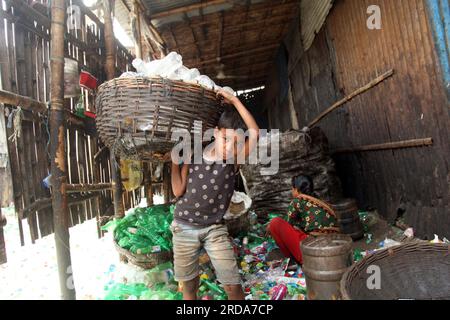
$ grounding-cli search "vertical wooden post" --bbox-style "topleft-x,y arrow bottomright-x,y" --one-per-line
103,0 -> 125,218
133,1 -> 142,59
50,0 -> 76,299
144,162 -> 153,206
0,205 -> 6,264
163,163 -> 171,203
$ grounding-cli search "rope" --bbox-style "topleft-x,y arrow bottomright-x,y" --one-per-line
7,107 -> 23,143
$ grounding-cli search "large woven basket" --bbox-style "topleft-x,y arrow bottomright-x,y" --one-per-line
96,77 -> 224,160
341,242 -> 450,300
114,239 -> 173,270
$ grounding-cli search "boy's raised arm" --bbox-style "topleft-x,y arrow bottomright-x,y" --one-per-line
216,90 -> 260,158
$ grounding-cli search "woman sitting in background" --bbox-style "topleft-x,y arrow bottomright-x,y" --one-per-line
267,175 -> 340,265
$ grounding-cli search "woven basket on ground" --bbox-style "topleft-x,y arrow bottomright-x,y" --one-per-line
96,77 -> 224,161
114,240 -> 173,270
341,242 -> 450,300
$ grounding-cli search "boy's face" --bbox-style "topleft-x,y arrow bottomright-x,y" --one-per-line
292,188 -> 301,198
214,128 -> 244,161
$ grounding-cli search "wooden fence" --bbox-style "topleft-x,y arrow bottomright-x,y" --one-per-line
0,0 -> 140,251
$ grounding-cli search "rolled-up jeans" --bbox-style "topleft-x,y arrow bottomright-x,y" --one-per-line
170,219 -> 242,285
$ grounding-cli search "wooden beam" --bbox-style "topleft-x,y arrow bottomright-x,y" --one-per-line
150,0 -> 228,20
332,138 -> 434,154
133,1 -> 143,59
217,11 -> 224,60
103,0 -> 125,219
0,90 -> 90,133
49,0 -> 75,300
22,194 -> 101,218
308,69 -> 395,128
0,89 -> 47,113
185,13 -> 202,61
66,183 -> 113,193
194,44 -> 279,66
205,60 -> 270,76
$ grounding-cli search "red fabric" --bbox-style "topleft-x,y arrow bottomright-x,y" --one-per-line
269,217 -> 309,264
79,71 -> 98,90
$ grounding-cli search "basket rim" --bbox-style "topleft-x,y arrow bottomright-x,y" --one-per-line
113,237 -> 172,261
340,242 -> 450,300
97,76 -> 219,97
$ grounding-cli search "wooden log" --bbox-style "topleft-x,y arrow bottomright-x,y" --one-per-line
0,203 -> 6,264
0,89 -> 47,113
49,0 -> 75,300
22,194 -> 101,218
332,138 -> 433,154
308,69 -> 395,128
197,44 -> 279,66
150,0 -> 228,20
66,183 -> 113,193
103,0 -> 125,218
0,89 -> 90,131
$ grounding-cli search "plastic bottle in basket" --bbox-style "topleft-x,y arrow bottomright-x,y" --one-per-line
159,52 -> 183,78
168,65 -> 189,81
195,75 -> 216,90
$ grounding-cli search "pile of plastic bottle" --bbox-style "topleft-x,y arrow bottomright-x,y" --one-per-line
102,210 -> 309,300
101,204 -> 174,254
121,52 -> 235,95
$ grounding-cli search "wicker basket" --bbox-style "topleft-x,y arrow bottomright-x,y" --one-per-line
341,242 -> 450,300
96,77 -> 224,160
114,239 -> 173,270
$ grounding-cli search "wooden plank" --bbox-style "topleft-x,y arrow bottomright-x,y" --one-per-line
34,120 -> 53,236
67,128 -> 80,227
0,212 -> 6,264
23,122 -> 39,240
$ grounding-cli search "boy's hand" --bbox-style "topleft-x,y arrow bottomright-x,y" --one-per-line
216,89 -> 238,106
162,151 -> 172,163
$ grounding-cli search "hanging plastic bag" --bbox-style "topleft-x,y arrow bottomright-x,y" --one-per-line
120,159 -> 143,192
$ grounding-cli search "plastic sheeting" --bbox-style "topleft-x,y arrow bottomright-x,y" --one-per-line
241,128 -> 343,216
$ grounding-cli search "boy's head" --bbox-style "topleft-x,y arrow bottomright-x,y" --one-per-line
292,175 -> 314,197
214,107 -> 247,160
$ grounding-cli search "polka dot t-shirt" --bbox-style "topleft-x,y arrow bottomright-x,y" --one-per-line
174,161 -> 236,226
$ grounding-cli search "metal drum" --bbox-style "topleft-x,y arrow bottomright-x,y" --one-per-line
301,234 -> 353,300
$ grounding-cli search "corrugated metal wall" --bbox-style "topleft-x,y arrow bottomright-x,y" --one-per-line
266,0 -> 450,239
300,0 -> 334,51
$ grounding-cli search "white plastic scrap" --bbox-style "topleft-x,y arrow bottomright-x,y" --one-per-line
403,227 -> 414,238
123,52 -> 235,94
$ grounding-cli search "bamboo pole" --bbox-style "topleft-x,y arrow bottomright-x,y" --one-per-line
22,194 -> 101,218
49,0 -> 75,300
0,89 -> 47,113
0,206 -> 6,264
66,183 -> 113,193
0,89 -> 88,130
308,69 -> 395,128
331,138 -> 433,154
133,1 -> 143,59
103,0 -> 125,218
